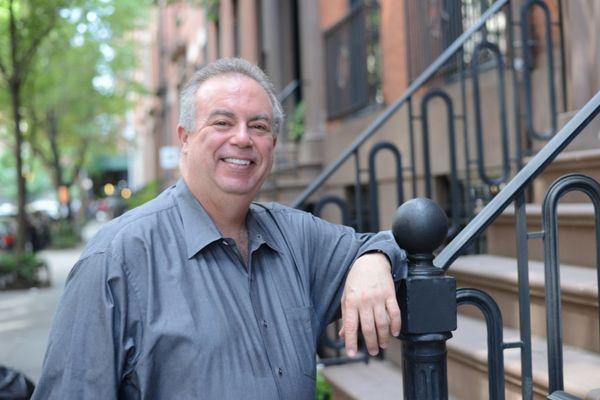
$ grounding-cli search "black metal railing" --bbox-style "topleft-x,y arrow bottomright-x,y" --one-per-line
294,0 -> 512,209
296,0 -> 584,387
388,88 -> 600,397
293,0 -> 567,221
422,90 -> 600,399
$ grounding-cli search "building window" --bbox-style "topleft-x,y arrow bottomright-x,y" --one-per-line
404,0 -> 507,82
324,0 -> 382,119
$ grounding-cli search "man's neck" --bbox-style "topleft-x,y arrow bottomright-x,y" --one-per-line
183,176 -> 250,235
198,192 -> 251,267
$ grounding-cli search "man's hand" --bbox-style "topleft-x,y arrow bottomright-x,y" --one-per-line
339,252 -> 400,357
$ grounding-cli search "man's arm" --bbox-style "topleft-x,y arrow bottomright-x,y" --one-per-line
339,252 -> 400,356
32,252 -> 140,399
280,208 -> 405,355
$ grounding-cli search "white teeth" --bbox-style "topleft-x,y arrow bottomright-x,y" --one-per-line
223,158 -> 250,166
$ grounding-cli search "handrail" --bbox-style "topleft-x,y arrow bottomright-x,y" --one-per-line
276,79 -> 300,104
435,89 -> 600,269
290,0 -> 509,209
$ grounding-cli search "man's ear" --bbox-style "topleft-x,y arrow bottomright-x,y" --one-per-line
272,134 -> 277,148
177,125 -> 188,153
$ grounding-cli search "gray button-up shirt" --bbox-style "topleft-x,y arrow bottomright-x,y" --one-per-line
33,179 -> 406,399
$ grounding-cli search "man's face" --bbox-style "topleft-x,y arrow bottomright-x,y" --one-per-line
179,74 -> 277,201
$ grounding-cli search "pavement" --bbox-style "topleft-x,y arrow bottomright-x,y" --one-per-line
0,219 -> 104,384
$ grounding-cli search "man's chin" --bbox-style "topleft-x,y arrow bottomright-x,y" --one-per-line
217,183 -> 260,197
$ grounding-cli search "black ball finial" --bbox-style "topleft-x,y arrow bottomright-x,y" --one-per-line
392,198 -> 448,255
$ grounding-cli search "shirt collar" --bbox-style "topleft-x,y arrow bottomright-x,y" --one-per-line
174,179 -> 223,259
247,204 -> 281,254
174,179 -> 281,259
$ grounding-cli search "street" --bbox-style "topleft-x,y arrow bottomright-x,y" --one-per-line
0,247 -> 82,383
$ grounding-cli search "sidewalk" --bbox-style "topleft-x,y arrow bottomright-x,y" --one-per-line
0,247 -> 82,383
0,219 -> 104,383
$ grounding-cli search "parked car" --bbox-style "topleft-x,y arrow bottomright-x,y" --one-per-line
0,217 -> 16,251
0,213 -> 51,252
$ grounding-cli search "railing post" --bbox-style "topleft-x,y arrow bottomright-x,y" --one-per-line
392,198 -> 457,399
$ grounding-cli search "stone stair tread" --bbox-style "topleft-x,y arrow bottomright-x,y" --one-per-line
452,255 -> 598,298
322,360 -> 404,399
322,359 -> 461,399
450,315 -> 600,398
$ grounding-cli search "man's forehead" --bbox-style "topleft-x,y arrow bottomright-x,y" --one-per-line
197,73 -> 266,96
195,73 -> 273,116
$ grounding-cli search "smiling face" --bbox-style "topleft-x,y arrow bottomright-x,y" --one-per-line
178,73 -> 277,205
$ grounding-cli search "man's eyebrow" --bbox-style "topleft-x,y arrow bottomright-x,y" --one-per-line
207,109 -> 236,119
248,113 -> 273,124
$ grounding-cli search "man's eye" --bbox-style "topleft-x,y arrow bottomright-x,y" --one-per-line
214,121 -> 230,127
252,124 -> 270,132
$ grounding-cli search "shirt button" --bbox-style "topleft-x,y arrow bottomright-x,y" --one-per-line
262,320 -> 268,328
277,367 -> 283,376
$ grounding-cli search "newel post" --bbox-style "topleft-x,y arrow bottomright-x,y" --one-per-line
392,198 -> 457,399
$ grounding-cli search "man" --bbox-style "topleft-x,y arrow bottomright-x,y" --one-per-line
33,58 -> 405,399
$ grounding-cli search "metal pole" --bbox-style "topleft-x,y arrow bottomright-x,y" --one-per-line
392,198 -> 456,399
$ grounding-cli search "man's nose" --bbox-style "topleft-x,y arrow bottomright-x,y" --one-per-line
230,124 -> 252,147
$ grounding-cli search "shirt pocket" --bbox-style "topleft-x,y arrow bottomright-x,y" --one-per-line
284,305 -> 317,380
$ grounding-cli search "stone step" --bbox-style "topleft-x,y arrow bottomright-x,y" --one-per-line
322,360 -> 404,400
528,148 -> 600,204
448,314 -> 600,400
487,202 -> 597,268
449,254 -> 598,352
322,359 -> 462,400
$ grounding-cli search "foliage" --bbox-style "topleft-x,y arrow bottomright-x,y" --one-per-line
0,0 -> 152,229
316,367 -> 332,400
0,250 -> 49,289
50,219 -> 80,249
287,101 -> 305,142
0,0 -> 76,251
199,0 -> 219,21
0,145 -> 54,200
126,180 -> 160,209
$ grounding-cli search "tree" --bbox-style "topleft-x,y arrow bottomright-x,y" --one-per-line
0,0 -> 70,252
1,0 -> 150,243
25,0 -> 147,221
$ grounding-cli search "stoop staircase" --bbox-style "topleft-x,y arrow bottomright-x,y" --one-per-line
282,0 -> 600,399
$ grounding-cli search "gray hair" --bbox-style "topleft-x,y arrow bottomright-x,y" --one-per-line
179,58 -> 284,136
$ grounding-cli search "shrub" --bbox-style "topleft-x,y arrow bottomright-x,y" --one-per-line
0,251 -> 49,290
316,367 -> 332,400
126,180 -> 160,209
50,219 -> 81,249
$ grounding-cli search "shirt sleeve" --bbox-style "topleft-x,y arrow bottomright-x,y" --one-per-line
32,252 -> 142,400
294,212 -> 407,334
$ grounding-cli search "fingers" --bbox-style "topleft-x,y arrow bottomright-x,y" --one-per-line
342,297 -> 401,358
342,300 -> 359,357
386,296 -> 401,337
374,303 -> 390,350
359,304 -> 379,356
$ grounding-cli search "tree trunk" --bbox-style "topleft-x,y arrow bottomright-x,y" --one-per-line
11,81 -> 28,253
7,0 -> 27,253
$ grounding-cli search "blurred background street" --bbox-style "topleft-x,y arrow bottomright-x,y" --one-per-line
0,247 -> 81,382
0,220 -> 102,383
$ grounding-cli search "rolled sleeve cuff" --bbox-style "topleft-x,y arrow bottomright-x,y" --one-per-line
360,233 -> 408,282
